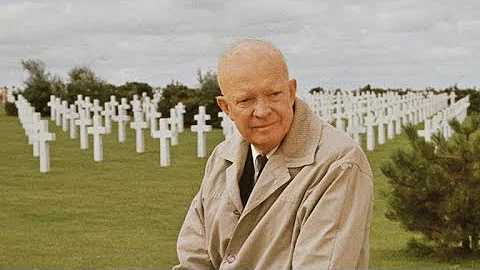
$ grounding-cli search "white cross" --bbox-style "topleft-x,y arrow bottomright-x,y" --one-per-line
168,108 -> 179,146
83,96 -> 93,119
112,100 -> 130,143
36,120 -> 55,173
55,97 -> 62,126
142,96 -> 152,124
393,103 -> 403,135
119,97 -> 131,111
418,118 -> 433,142
21,105 -> 35,143
87,114 -> 107,161
375,113 -> 389,145
153,92 -> 161,103
109,95 -> 119,118
75,108 -> 92,149
61,100 -> 69,132
440,110 -> 452,139
101,101 -> 114,134
30,112 -> 42,157
91,99 -> 103,116
74,94 -> 84,112
334,102 -> 345,132
218,112 -> 237,140
191,106 -> 212,158
130,110 -> 148,153
449,92 -> 457,106
346,114 -> 365,145
68,104 -> 79,139
152,118 -> 173,167
385,106 -> 396,140
175,102 -> 186,133
130,95 -> 142,112
148,103 -> 162,137
47,95 -> 56,121
364,111 -> 377,151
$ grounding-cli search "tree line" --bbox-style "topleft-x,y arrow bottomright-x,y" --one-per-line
5,60 -> 223,127
5,59 -> 480,126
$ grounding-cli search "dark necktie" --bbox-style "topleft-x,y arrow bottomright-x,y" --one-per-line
256,155 -> 268,179
239,146 -> 254,206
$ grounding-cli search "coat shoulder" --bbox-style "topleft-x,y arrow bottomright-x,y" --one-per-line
316,122 -> 373,178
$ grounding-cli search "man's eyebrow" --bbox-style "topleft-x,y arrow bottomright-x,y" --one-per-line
231,93 -> 252,100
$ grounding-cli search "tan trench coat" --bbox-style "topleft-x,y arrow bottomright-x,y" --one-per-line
174,98 -> 374,270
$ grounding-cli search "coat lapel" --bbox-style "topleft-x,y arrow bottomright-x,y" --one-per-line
217,134 -> 250,213
225,160 -> 244,212
242,152 -> 291,215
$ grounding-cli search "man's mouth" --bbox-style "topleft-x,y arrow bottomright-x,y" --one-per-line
252,123 -> 275,130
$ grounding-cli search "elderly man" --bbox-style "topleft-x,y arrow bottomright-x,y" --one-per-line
174,40 -> 373,269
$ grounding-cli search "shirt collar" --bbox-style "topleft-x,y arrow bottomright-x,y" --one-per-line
251,144 -> 279,161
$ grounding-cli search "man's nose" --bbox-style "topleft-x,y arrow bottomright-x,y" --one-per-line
252,98 -> 271,117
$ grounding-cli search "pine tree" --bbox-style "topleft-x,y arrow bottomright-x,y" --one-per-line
381,113 -> 480,257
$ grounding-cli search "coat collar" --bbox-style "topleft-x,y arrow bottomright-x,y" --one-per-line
216,97 -> 322,168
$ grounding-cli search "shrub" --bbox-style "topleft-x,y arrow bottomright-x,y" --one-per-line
381,114 -> 480,257
4,101 -> 17,116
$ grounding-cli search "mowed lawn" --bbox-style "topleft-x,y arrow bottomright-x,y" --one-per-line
1,104 -> 479,268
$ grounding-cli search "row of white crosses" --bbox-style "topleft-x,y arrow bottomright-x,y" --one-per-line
48,94 -> 153,161
45,93 -> 213,167
307,90 -> 462,151
14,95 -> 55,172
146,105 -> 211,165
417,95 -> 470,142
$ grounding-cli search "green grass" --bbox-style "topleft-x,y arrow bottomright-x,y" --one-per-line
1,104 -> 479,268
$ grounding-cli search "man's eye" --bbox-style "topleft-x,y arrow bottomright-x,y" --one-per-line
269,91 -> 283,100
238,98 -> 251,104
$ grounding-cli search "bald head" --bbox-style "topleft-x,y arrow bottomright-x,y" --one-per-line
217,39 -> 289,95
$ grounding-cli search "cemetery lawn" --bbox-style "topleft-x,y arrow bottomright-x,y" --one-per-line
1,104 -> 479,268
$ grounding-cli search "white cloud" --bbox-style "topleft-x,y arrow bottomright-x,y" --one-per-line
0,0 -> 479,92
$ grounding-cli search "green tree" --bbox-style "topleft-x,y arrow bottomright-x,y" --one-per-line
65,66 -> 114,104
115,81 -> 153,101
454,88 -> 480,114
158,81 -> 198,126
196,69 -> 222,127
381,114 -> 480,257
20,59 -> 54,116
50,75 -> 67,98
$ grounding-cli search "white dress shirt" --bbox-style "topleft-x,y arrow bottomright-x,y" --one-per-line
251,144 -> 279,182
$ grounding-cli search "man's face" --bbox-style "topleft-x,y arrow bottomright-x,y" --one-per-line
217,63 -> 296,154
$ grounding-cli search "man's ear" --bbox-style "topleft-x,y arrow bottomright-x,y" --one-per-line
288,79 -> 297,100
216,96 -> 231,117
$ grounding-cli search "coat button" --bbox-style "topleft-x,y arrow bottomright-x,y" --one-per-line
233,209 -> 241,216
227,254 -> 236,263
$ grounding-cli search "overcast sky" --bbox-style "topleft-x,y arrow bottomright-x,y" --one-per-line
1,0 -> 479,95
